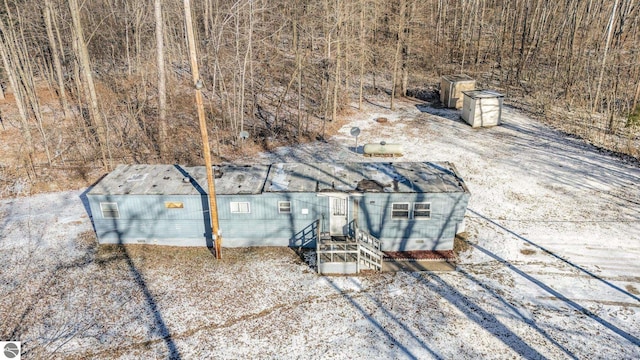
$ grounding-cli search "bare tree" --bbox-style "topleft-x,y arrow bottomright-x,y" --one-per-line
0,21 -> 34,162
0,0 -> 638,180
331,0 -> 342,124
594,0 -> 620,112
68,0 -> 110,169
44,0 -> 69,118
390,0 -> 406,110
357,0 -> 366,110
155,0 -> 168,160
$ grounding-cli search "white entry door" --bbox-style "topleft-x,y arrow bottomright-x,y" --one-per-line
329,196 -> 348,236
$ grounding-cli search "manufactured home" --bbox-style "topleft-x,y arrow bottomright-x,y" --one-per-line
87,162 -> 470,255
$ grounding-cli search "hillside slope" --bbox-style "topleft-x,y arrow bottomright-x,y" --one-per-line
1,97 -> 638,359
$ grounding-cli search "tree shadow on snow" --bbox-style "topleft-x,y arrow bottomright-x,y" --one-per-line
409,259 -> 580,359
414,103 -> 463,122
323,276 -> 443,359
83,192 -> 183,359
464,209 -> 640,349
469,208 -> 640,304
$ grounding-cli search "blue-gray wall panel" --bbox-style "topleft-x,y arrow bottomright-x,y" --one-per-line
88,190 -> 469,250
88,195 -> 206,220
93,219 -> 205,240
355,192 -> 469,251
89,193 -> 324,247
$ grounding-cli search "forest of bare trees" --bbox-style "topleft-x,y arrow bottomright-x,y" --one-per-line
0,0 -> 639,193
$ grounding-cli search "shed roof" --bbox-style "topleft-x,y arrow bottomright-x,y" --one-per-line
442,74 -> 475,82
88,162 -> 468,196
462,89 -> 504,99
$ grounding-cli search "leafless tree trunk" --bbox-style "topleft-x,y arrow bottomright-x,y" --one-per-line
332,2 -> 342,124
68,0 -> 110,169
391,0 -> 406,110
0,25 -> 34,160
401,0 -> 415,97
14,6 -> 52,166
44,0 -> 69,118
0,6 -> 50,168
155,0 -> 168,160
358,0 -> 365,110
594,0 -> 619,112
293,10 -> 303,139
239,0 -> 254,138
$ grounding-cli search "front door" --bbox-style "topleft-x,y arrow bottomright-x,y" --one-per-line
329,196 -> 348,236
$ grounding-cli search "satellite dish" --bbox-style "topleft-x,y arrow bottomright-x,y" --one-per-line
239,131 -> 249,140
350,127 -> 361,154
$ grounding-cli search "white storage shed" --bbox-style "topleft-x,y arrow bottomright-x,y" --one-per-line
461,90 -> 504,128
440,74 -> 476,109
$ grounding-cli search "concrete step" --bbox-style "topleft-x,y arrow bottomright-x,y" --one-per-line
382,259 -> 456,272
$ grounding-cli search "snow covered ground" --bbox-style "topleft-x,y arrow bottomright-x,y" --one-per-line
1,97 -> 639,359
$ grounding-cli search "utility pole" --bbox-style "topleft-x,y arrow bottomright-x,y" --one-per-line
184,0 -> 222,258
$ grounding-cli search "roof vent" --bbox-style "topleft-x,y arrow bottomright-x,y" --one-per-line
182,177 -> 190,183
356,179 -> 385,192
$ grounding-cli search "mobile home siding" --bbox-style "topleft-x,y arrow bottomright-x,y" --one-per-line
90,193 -> 330,247
355,192 -> 469,251
90,194 -> 208,245
218,193 -> 325,247
87,162 -> 470,251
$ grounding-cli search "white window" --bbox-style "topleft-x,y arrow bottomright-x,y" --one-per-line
391,203 -> 410,219
100,202 -> 120,219
332,198 -> 346,216
230,201 -> 250,213
413,202 -> 431,220
278,201 -> 291,214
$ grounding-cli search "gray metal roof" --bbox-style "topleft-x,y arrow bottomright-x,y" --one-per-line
265,162 -> 467,193
88,162 -> 468,196
87,164 -> 271,196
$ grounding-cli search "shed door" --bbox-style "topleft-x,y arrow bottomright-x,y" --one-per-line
329,196 -> 348,236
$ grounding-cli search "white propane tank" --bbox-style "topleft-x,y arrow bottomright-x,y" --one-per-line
363,141 -> 403,157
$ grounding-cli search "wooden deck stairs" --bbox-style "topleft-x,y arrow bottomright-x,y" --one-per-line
316,229 -> 383,274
